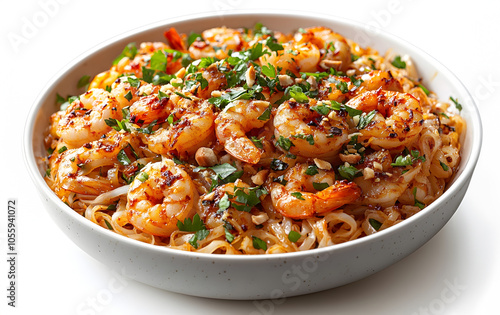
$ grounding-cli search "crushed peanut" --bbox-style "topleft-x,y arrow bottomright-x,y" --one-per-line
313,158 -> 332,170
252,213 -> 269,225
195,147 -> 218,167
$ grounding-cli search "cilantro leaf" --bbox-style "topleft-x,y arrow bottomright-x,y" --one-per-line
291,192 -> 305,200
288,85 -> 309,103
117,149 -> 131,166
338,165 -> 360,180
150,50 -> 168,71
391,55 -> 406,69
312,182 -> 329,191
252,236 -> 267,251
357,110 -> 377,129
413,187 -> 425,209
189,229 -> 210,249
113,42 -> 137,65
440,160 -> 449,171
304,164 -> 319,176
177,213 -> 206,232
276,135 -> 295,151
369,218 -> 382,231
449,96 -> 463,111
77,75 -> 90,89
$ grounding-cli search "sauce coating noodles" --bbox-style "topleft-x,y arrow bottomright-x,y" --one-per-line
44,25 -> 465,254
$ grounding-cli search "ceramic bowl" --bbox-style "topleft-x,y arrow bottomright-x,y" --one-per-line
24,11 -> 482,300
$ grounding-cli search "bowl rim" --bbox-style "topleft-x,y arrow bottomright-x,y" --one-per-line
23,9 -> 483,262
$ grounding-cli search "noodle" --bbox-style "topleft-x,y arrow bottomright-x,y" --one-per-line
43,24 -> 465,254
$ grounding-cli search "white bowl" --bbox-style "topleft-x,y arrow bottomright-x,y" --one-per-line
24,11 -> 482,300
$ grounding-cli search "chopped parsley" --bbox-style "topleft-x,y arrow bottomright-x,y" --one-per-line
113,42 -> 137,65
252,236 -> 267,251
440,160 -> 450,171
391,149 -> 426,167
270,159 -> 289,172
104,220 -> 114,231
117,148 -> 131,166
391,55 -> 406,69
304,164 -> 319,176
291,192 -> 305,200
338,164 -> 361,180
136,171 -> 149,182
288,231 -> 301,243
177,214 -> 209,249
449,96 -> 463,111
276,135 -> 295,151
357,110 -> 377,129
312,182 -> 329,191
291,133 -> 314,145
77,75 -> 91,89
222,186 -> 267,212
413,187 -> 425,209
369,218 -> 382,231
195,163 -> 243,189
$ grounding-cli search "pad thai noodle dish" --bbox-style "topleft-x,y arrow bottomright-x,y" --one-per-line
43,24 -> 465,254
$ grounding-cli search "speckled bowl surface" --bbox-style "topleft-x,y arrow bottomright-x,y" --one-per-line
24,10 -> 482,300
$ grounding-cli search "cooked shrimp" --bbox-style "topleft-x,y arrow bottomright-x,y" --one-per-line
188,63 -> 227,99
268,163 -> 361,219
50,131 -> 131,197
56,88 -> 123,148
128,93 -> 173,125
189,27 -> 246,60
353,149 -> 422,207
145,100 -> 216,157
259,41 -> 320,75
274,99 -> 350,160
109,77 -> 142,108
88,70 -> 121,90
358,70 -> 404,92
126,159 -> 198,237
215,99 -> 271,164
199,181 -> 256,230
345,89 -> 424,150
295,26 -> 352,72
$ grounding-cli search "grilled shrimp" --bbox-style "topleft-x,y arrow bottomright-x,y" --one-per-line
274,99 -> 349,160
145,100 -> 216,157
50,131 -> 131,197
215,99 -> 271,164
200,181 -> 256,230
126,158 -> 198,237
346,89 -> 424,150
358,70 -> 404,92
268,163 -> 361,219
56,88 -> 123,148
188,27 -> 246,60
128,93 -> 173,125
353,149 -> 422,207
259,41 -> 320,75
295,26 -> 352,72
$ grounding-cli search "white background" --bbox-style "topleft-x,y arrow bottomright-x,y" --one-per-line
1,0 -> 498,314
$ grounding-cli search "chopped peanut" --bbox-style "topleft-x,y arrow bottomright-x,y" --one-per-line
195,147 -> 218,167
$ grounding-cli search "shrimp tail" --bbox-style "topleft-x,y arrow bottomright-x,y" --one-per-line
224,138 -> 262,164
164,27 -> 187,52
315,180 -> 362,214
